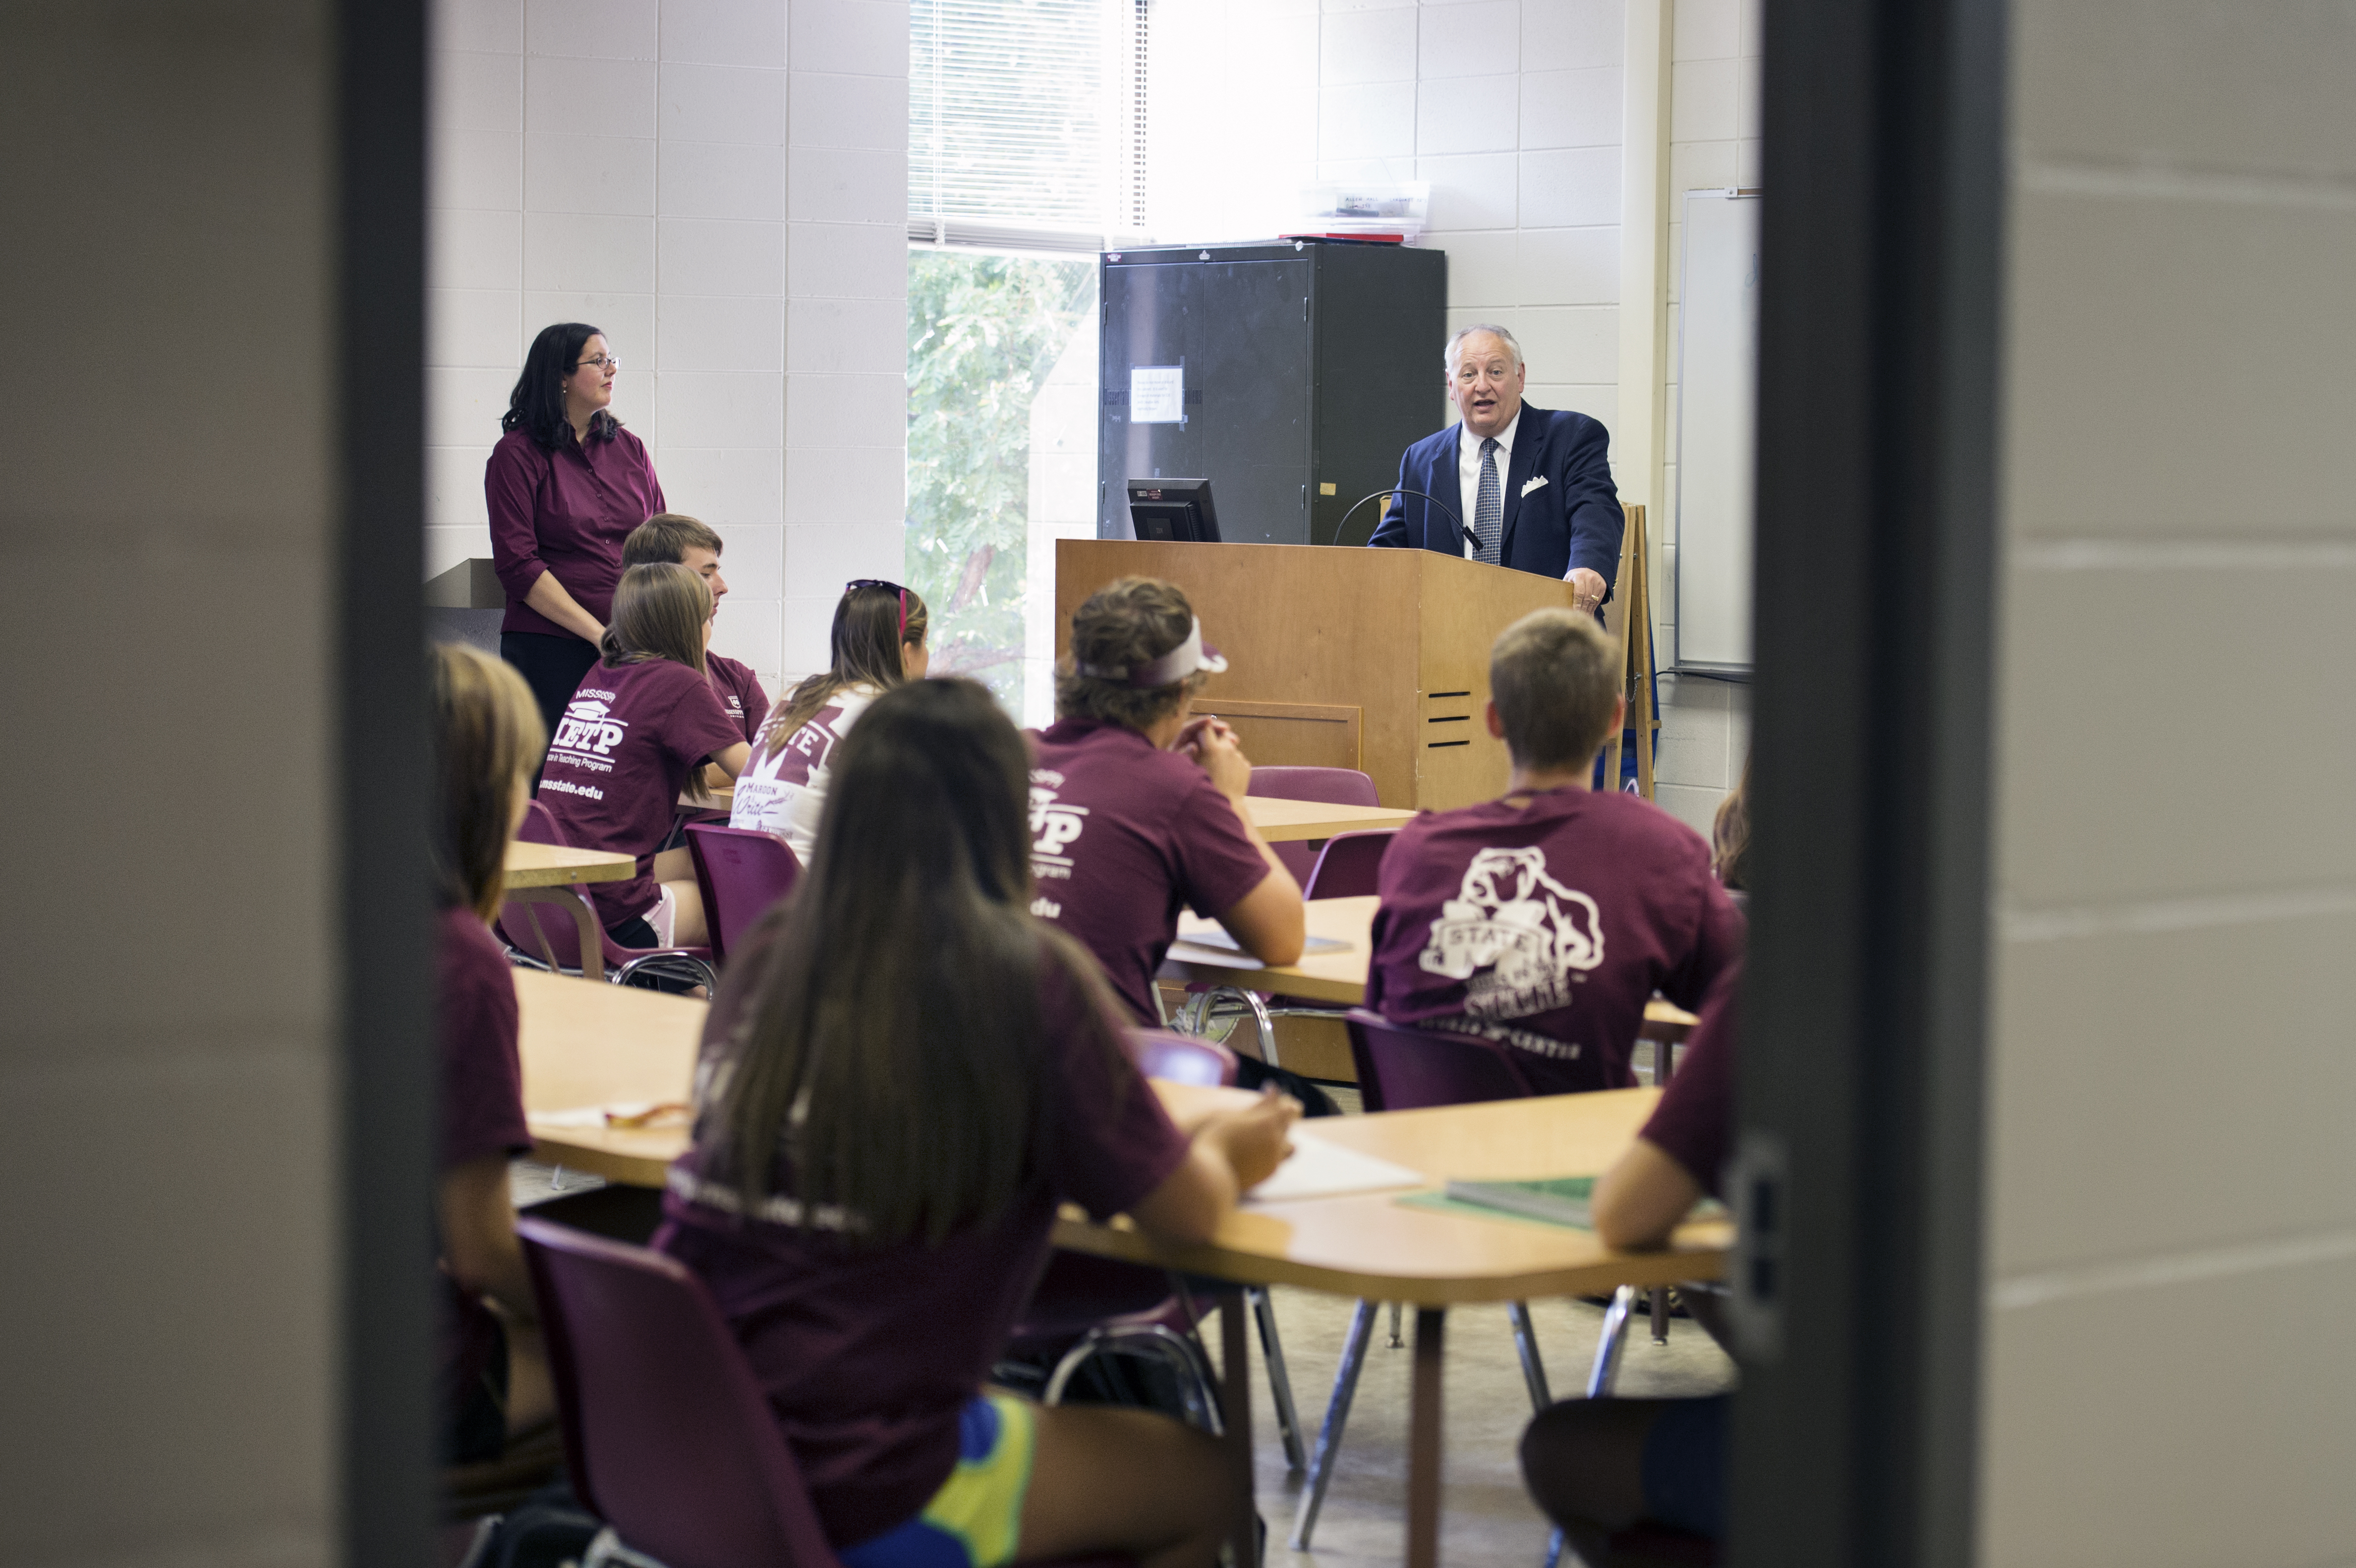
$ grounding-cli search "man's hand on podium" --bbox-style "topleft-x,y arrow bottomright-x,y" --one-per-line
1174,713 -> 1252,803
1565,565 -> 1606,615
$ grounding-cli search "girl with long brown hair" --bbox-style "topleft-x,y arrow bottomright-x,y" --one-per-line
537,562 -> 753,949
428,644 -> 554,1467
659,677 -> 1298,1568
730,578 -> 930,864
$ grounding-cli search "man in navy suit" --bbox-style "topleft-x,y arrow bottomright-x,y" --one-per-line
1367,324 -> 1623,613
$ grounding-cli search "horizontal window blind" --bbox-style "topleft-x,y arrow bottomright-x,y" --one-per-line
910,0 -> 1141,249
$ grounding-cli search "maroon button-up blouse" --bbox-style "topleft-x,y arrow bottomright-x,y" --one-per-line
485,423 -> 667,640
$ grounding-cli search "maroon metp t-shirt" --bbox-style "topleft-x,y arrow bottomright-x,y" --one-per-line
707,653 -> 770,745
1640,967 -> 1739,1199
436,906 -> 531,1435
1366,785 -> 1743,1094
538,658 -> 745,923
485,425 -> 667,640
654,934 -> 1190,1547
1025,718 -> 1272,1023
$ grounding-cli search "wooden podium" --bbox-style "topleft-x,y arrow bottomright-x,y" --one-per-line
1054,540 -> 1582,810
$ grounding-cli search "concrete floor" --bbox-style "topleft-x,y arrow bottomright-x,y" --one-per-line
1238,1285 -> 1735,1568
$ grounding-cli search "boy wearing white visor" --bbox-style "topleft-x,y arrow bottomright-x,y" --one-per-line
1028,575 -> 1305,1026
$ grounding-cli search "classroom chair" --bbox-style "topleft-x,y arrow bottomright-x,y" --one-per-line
682,823 -> 800,966
1244,765 -> 1382,886
1004,1027 -> 1308,1471
1287,1012 -> 1577,1551
499,803 -> 716,991
518,1217 -> 1134,1568
1168,828 -> 1397,1063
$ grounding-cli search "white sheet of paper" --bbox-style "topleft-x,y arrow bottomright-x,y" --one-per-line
1130,365 -> 1184,423
1243,1128 -> 1429,1204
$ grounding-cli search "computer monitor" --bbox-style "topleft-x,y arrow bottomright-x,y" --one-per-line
1125,478 -> 1222,543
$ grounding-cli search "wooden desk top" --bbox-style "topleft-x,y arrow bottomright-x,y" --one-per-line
1055,1088 -> 1729,1304
1240,795 -> 1417,842
504,840 -> 637,889
516,969 -> 706,1183
1162,897 -> 1703,1039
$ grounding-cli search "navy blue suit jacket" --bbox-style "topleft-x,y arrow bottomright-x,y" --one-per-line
1366,404 -> 1624,592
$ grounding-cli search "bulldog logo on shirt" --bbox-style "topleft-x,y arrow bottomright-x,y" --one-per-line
1027,770 -> 1087,884
1418,846 -> 1604,1017
549,692 -> 628,771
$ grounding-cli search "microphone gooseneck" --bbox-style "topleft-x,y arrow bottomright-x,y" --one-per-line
1330,489 -> 1466,550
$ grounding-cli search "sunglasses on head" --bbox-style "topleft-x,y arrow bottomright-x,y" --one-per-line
846,578 -> 910,639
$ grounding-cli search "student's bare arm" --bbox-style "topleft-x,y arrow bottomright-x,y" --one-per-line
1217,870 -> 1306,967
1591,1137 -> 1704,1252
709,740 -> 752,779
522,573 -> 606,644
438,1153 -> 538,1319
1129,1091 -> 1300,1244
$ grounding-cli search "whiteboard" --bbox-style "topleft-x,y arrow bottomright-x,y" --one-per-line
1674,189 -> 1760,675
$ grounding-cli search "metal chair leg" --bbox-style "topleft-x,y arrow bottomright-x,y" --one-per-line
1249,1288 -> 1306,1471
1289,1298 -> 1376,1549
1044,1322 -> 1224,1436
1585,1285 -> 1637,1399
1506,1300 -> 1552,1411
1389,1300 -> 1404,1348
1649,1285 -> 1671,1345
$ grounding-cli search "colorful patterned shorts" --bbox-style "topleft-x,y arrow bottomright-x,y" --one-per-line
838,1392 -> 1037,1568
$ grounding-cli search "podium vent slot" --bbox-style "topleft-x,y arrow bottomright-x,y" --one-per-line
1426,739 -> 1471,749
1426,715 -> 1470,724
1427,690 -> 1471,699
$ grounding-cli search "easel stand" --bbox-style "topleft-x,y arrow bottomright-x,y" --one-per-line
1601,503 -> 1660,798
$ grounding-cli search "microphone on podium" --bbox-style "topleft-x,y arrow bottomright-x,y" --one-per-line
1330,488 -> 1465,549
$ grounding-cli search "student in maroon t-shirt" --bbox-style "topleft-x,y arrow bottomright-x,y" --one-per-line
733,579 -> 932,865
488,322 -> 667,746
1366,607 -> 1743,1093
1028,575 -> 1304,1026
657,678 -> 1300,1568
427,644 -> 555,1466
1519,968 -> 1742,1556
621,513 -> 772,835
538,563 -> 753,949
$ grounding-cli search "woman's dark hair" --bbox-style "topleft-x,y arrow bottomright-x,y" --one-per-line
751,582 -> 931,766
503,322 -> 619,449
700,678 -> 1130,1247
1712,748 -> 1752,892
1054,575 -> 1206,732
427,643 -> 545,921
601,562 -> 711,675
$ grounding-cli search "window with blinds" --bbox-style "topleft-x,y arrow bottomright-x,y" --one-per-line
909,0 -> 1146,251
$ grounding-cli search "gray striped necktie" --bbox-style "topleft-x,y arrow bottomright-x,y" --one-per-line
1473,436 -> 1503,564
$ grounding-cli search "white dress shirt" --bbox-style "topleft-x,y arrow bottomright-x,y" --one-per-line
1456,408 -> 1522,558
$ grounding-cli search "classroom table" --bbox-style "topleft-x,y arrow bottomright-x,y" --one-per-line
503,841 -> 637,982
511,968 -> 1729,1568
680,785 -> 1413,844
1160,895 -> 1702,1043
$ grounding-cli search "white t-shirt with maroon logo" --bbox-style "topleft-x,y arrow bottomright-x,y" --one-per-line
1366,785 -> 1744,1095
1025,718 -> 1273,1023
539,657 -> 745,925
730,684 -> 878,865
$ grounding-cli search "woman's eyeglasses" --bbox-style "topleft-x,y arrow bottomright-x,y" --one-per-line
846,578 -> 911,640
576,355 -> 621,372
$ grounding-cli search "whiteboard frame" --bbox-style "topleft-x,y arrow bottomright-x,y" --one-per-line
1672,187 -> 1762,680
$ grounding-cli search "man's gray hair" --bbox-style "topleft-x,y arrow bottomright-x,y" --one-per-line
1445,322 -> 1523,371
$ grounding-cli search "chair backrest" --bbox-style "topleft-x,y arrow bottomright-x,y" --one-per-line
1344,1009 -> 1541,1113
1246,767 -> 1381,807
1123,1027 -> 1238,1087
1245,767 -> 1382,884
1300,829 -> 1395,901
685,824 -> 801,964
518,1217 -> 843,1568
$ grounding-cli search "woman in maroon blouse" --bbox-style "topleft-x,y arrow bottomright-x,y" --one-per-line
488,321 -> 668,745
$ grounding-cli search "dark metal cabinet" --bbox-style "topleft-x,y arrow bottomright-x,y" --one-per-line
1098,241 -> 1447,547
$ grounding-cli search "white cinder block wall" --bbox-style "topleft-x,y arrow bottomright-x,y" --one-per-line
1152,0 -> 1749,834
426,0 -> 907,692
1978,5 -> 2356,1564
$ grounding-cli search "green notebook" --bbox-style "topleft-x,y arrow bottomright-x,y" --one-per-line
1438,1176 -> 1597,1230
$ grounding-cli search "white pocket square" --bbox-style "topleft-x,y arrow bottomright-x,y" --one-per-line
1521,475 -> 1549,497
